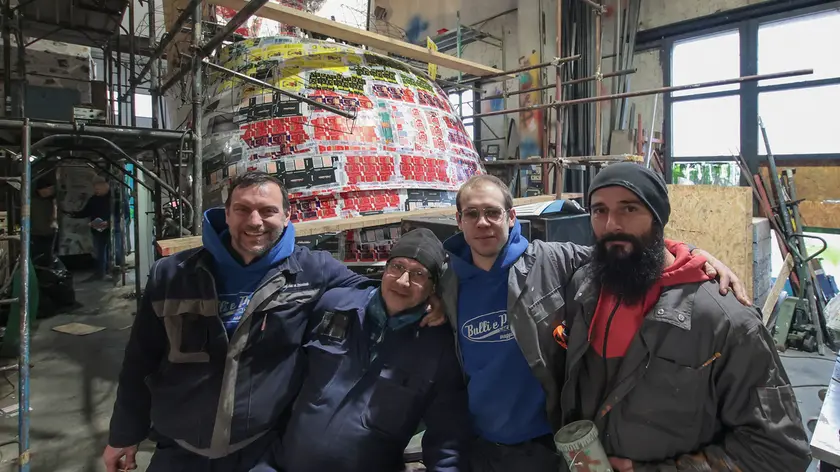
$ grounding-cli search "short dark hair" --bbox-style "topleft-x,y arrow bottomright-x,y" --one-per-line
225,171 -> 291,215
455,174 -> 514,212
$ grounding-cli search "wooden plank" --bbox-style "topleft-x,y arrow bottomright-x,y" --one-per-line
761,253 -> 794,325
156,194 -> 578,256
664,184 -> 754,299
208,0 -> 504,77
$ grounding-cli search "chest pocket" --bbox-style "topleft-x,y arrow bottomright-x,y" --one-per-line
157,299 -> 215,364
161,313 -> 212,363
363,365 -> 431,437
300,312 -> 353,405
623,355 -> 707,437
526,286 -> 566,325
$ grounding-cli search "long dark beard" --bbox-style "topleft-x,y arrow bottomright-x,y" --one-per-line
591,225 -> 666,305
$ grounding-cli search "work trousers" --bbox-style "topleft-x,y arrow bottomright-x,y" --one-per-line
147,434 -> 278,472
91,229 -> 123,277
469,435 -> 563,472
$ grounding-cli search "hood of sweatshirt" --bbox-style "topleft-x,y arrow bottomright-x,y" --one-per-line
201,207 -> 296,277
443,219 -> 529,280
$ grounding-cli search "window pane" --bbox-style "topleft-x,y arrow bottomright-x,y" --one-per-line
464,124 -> 474,140
671,96 -> 740,157
135,94 -> 153,118
759,10 -> 840,86
671,30 -> 740,97
758,85 -> 840,155
672,162 -> 741,186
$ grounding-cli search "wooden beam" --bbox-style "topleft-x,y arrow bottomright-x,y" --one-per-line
762,253 -> 794,325
156,194 -> 580,256
208,0 -> 504,77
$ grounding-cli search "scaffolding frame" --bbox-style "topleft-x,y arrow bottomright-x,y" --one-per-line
451,0 -> 815,199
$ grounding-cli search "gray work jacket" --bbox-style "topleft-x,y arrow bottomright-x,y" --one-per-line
440,240 -> 593,431
558,266 -> 811,471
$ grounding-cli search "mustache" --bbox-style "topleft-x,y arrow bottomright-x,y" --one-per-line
599,232 -> 642,245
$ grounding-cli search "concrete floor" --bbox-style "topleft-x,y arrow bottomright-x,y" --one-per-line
0,269 -> 833,471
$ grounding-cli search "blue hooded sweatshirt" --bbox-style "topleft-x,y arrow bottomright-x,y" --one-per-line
443,221 -> 553,444
202,207 -> 296,336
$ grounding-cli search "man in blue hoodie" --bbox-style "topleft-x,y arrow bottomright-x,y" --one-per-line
439,174 -> 748,471
102,172 -> 382,472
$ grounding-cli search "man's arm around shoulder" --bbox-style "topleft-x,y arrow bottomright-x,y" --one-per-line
314,249 -> 374,291
421,333 -> 472,471
635,294 -> 811,472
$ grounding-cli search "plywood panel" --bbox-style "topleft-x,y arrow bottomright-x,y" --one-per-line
664,184 -> 754,298
800,201 -> 840,230
759,166 -> 840,202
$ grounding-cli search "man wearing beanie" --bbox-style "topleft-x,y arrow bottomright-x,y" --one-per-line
275,227 -> 471,472
557,162 -> 810,471
440,173 -> 750,472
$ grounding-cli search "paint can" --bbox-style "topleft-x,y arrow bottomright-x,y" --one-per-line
553,420 -> 612,472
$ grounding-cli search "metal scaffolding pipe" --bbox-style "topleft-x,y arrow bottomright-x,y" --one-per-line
201,0 -> 270,57
466,68 -> 814,119
197,56 -> 357,119
457,54 -> 581,85
578,0 -> 607,13
554,0 -> 563,198
28,135 -> 184,202
15,6 -> 25,118
161,0 -> 272,95
18,118 -> 31,472
117,34 -> 122,125
594,0 -> 603,156
3,0 -> 11,117
477,68 -> 636,101
121,0 -> 202,101
191,1 -> 204,235
129,0 -> 137,127
0,119 -> 187,141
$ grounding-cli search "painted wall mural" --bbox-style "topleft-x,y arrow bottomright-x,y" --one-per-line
202,37 -> 484,260
518,50 -> 543,160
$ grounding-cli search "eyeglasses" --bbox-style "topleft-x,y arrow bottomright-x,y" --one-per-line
459,207 -> 508,224
384,262 -> 430,286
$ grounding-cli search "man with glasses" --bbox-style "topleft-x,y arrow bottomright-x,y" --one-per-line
440,174 -> 748,471
274,228 -> 471,472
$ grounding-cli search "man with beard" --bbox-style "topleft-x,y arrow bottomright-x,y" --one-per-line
440,174 -> 749,472
102,172 -> 443,472
557,162 -> 810,471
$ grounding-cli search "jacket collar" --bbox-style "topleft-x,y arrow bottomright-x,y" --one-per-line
572,269 -> 695,332
511,242 -> 536,278
180,247 -> 303,276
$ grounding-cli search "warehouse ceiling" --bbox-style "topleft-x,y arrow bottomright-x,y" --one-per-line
18,0 -> 129,49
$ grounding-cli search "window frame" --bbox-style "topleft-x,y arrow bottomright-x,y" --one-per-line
447,88 -> 479,145
662,1 -> 840,184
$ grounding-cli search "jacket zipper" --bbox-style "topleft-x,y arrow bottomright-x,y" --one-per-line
601,297 -> 622,406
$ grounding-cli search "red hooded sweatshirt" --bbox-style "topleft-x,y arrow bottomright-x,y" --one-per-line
588,240 -> 713,359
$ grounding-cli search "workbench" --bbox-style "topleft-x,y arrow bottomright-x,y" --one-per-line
810,353 -> 840,470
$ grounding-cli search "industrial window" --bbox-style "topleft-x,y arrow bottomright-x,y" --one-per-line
663,4 -> 840,183
106,92 -> 153,119
756,10 -> 840,155
448,90 -> 475,140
